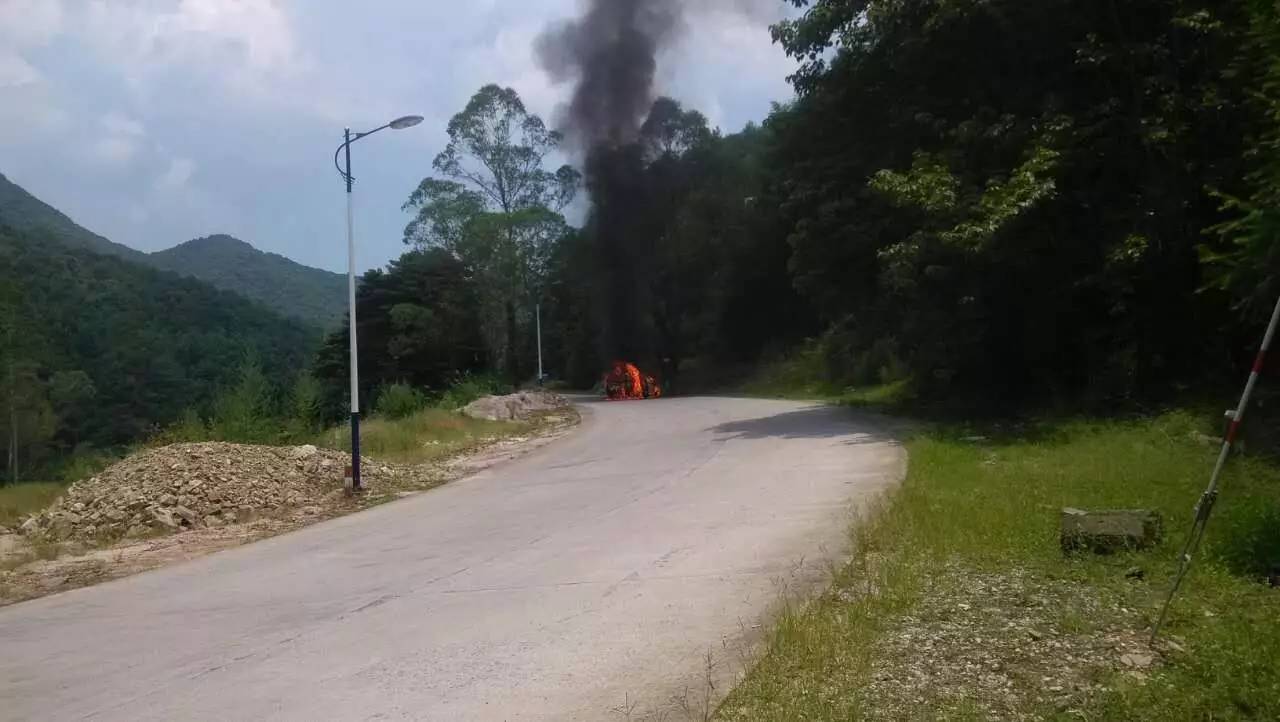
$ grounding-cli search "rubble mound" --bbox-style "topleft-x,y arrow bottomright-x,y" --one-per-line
20,442 -> 399,541
461,391 -> 570,421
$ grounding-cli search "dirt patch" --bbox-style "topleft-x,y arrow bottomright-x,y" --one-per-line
862,564 -> 1168,720
0,410 -> 579,607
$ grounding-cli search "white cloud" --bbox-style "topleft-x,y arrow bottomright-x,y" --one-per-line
90,136 -> 141,165
0,53 -> 40,87
0,0 -> 65,46
102,112 -> 145,138
155,157 -> 196,191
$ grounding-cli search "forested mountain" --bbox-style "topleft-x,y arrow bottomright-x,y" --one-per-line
149,235 -> 346,327
0,175 -> 345,327
0,226 -> 318,480
0,172 -> 144,261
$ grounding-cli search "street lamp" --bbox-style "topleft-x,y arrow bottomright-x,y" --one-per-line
333,114 -> 423,492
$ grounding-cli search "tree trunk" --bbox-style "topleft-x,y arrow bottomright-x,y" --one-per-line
505,299 -> 519,384
8,404 -> 16,485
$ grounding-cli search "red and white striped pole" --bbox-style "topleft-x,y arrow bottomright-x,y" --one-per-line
1152,294 -> 1280,643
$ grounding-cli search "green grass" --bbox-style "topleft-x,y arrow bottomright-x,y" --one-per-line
0,482 -> 68,529
717,411 -> 1280,720
317,407 -> 525,465
738,349 -> 916,409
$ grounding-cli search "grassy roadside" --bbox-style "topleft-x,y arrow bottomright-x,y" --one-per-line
718,375 -> 1280,719
316,407 -> 530,465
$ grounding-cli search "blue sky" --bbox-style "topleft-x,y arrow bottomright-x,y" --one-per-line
0,0 -> 798,273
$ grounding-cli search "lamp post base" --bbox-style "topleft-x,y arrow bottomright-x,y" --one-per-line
350,411 -> 362,492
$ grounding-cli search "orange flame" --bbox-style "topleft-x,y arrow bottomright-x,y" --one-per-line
604,361 -> 662,400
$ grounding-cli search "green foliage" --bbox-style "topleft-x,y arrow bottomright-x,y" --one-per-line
0,177 -> 343,328
374,383 -> 429,419
206,356 -> 277,444
435,373 -> 508,410
147,235 -> 346,328
314,248 -> 487,412
0,481 -> 66,528
0,225 -> 314,479
403,85 -> 580,383
317,407 -> 518,465
0,172 -> 141,261
765,0 -> 1261,402
287,373 -> 325,434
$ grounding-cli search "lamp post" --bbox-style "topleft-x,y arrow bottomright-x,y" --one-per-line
333,114 -> 423,491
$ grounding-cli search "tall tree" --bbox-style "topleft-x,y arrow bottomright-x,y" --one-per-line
403,85 -> 580,382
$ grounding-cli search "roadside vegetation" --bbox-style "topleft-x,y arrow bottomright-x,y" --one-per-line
0,365 -> 520,532
722,357 -> 1280,719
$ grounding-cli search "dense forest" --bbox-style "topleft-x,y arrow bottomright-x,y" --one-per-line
0,227 -> 318,481
329,0 -> 1278,413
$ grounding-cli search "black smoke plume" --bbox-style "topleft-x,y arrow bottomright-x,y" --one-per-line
537,0 -> 681,150
537,0 -> 775,383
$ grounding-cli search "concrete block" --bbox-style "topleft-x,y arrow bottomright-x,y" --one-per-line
1061,507 -> 1162,553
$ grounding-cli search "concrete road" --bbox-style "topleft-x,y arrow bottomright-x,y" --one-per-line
0,396 -> 903,721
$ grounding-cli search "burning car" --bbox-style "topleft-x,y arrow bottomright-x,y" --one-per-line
603,361 -> 662,400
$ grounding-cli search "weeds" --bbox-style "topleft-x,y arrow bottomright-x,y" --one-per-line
0,481 -> 67,528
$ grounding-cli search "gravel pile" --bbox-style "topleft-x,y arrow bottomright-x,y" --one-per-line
461,391 -> 570,421
19,442 -> 401,541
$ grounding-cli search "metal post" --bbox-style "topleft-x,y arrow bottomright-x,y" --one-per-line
1151,294 -> 1280,643
344,128 -> 362,492
536,303 -> 544,386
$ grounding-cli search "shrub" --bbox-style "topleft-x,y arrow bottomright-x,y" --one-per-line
375,383 -> 429,419
436,373 -> 508,410
209,356 -> 278,443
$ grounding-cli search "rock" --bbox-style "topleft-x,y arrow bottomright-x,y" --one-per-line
461,391 -> 569,421
151,508 -> 180,529
15,441 -> 405,541
204,515 -> 224,528
1124,566 -> 1145,581
290,444 -> 319,460
125,524 -> 150,538
1061,508 -> 1162,553
1120,652 -> 1154,669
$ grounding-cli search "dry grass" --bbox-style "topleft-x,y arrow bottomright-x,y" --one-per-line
0,481 -> 67,529
316,408 -> 527,465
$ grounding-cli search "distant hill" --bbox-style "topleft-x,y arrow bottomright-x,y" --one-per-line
0,173 -> 346,327
0,225 -> 319,456
0,172 -> 144,261
149,235 -> 346,328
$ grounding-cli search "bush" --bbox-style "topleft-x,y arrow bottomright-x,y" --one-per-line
374,383 -> 429,419
288,373 -> 325,434
209,356 -> 278,443
436,373 -> 508,410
